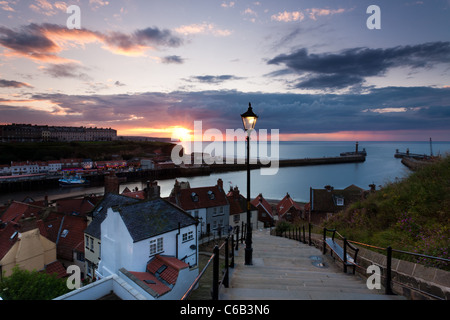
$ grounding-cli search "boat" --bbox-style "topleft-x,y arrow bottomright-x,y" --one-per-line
59,173 -> 90,187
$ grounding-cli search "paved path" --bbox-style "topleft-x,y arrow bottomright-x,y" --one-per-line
220,229 -> 405,300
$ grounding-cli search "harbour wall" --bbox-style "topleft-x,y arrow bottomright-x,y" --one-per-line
0,155 -> 365,194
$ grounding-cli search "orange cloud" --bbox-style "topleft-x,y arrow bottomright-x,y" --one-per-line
0,23 -> 183,63
271,8 -> 347,22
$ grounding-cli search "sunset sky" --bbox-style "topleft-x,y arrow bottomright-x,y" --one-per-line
1,0 -> 450,141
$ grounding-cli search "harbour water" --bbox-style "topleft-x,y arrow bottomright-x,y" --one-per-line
1,141 -> 449,205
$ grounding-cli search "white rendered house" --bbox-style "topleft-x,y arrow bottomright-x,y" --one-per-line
96,198 -> 199,300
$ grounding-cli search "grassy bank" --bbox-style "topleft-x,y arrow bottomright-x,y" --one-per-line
323,155 -> 450,269
0,140 -> 175,164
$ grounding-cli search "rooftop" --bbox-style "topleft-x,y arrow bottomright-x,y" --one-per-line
113,198 -> 196,242
84,193 -> 140,239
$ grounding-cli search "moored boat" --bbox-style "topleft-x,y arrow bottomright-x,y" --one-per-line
59,174 -> 89,187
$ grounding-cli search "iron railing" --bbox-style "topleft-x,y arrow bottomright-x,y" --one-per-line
181,224 -> 246,300
275,223 -> 450,300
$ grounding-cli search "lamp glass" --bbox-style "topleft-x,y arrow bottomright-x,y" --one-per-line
241,104 -> 258,131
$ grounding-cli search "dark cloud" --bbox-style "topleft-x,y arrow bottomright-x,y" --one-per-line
114,81 -> 126,87
134,27 -> 183,48
0,24 -> 61,61
187,75 -> 245,85
294,74 -> 364,90
268,42 -> 450,90
102,27 -> 183,52
2,87 -> 449,136
0,79 -> 33,88
42,63 -> 91,81
0,23 -> 184,62
161,55 -> 184,64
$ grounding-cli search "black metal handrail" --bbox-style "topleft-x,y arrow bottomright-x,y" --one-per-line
181,225 -> 245,300
275,223 -> 449,299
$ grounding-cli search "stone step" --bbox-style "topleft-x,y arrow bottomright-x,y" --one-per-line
220,229 -> 406,300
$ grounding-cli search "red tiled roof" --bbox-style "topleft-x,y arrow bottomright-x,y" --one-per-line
44,260 -> 67,279
128,271 -> 171,296
226,187 -> 256,216
0,222 -> 19,260
127,255 -> 189,297
0,201 -> 45,223
250,194 -> 273,217
44,212 -> 87,261
122,190 -> 146,199
277,193 -> 301,217
55,198 -> 95,216
173,186 -> 228,210
0,202 -> 47,260
147,255 -> 188,285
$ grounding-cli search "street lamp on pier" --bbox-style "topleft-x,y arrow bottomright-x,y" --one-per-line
241,102 -> 258,266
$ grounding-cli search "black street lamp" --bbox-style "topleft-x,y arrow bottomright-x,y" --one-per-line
241,102 -> 258,265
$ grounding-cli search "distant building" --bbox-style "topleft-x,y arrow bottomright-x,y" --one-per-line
168,179 -> 230,237
226,186 -> 260,230
308,184 -> 366,223
250,194 -> 275,227
0,201 -> 64,278
44,212 -> 88,277
276,193 -> 303,222
0,124 -> 117,142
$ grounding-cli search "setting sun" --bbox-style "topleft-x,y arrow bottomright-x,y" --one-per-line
171,127 -> 192,142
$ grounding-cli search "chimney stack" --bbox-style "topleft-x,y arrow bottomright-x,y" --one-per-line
145,181 -> 161,200
104,172 -> 119,194
217,179 -> 223,191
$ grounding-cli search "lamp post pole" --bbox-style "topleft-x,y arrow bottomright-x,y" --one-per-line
245,130 -> 252,265
241,102 -> 258,266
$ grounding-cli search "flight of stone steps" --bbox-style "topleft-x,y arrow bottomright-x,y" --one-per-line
220,229 -> 405,300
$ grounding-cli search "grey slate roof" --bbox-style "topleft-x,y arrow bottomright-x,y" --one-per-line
84,192 -> 140,239
114,198 -> 197,243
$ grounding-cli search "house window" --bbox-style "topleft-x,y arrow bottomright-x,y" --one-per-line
77,251 -> 85,262
233,215 -> 240,223
182,231 -> 194,242
150,237 -> 164,256
336,198 -> 344,206
193,210 -> 199,218
86,261 -> 93,277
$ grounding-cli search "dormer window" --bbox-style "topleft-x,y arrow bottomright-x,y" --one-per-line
207,190 -> 215,200
191,192 -> 199,202
336,197 -> 344,206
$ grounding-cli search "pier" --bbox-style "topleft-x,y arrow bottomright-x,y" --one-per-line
210,155 -> 366,173
394,149 -> 430,160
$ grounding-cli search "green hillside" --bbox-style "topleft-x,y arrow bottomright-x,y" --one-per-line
324,155 -> 450,269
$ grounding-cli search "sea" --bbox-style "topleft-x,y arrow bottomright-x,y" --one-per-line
1,141 -> 450,205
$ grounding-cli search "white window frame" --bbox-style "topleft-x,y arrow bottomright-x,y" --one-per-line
150,237 -> 164,256
182,231 -> 194,242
